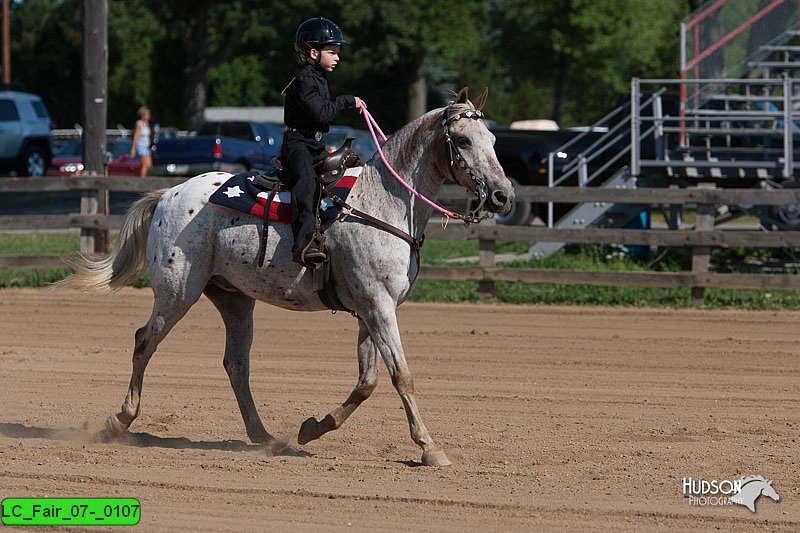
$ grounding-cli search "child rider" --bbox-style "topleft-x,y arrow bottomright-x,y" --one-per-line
282,17 -> 366,266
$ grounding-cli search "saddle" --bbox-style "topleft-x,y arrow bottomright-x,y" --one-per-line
269,136 -> 361,187
253,137 -> 362,268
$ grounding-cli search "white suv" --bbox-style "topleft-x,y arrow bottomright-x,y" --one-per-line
0,90 -> 53,176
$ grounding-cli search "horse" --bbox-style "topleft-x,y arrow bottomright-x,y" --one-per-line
730,475 -> 780,512
55,87 -> 514,467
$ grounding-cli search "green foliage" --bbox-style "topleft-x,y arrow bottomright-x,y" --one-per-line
488,0 -> 687,125
107,0 -> 163,125
8,0 -> 84,128
7,0 -> 693,132
208,55 -> 270,106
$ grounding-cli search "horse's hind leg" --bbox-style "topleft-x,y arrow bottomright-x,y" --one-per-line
100,292 -> 197,440
204,284 -> 273,444
298,319 -> 379,444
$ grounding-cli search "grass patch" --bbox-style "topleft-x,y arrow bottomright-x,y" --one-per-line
0,232 -> 80,255
0,268 -> 74,288
4,233 -> 800,309
411,240 -> 800,309
418,239 -> 526,265
0,233 -> 80,287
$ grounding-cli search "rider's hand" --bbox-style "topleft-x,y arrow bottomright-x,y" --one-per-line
354,97 -> 367,112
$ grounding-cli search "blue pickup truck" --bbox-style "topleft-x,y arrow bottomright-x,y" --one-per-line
152,120 -> 283,176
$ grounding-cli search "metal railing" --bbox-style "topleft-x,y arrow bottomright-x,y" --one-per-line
632,76 -> 798,179
680,0 -> 800,111
544,89 -> 665,227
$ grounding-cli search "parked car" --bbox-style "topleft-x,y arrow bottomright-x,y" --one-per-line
106,140 -> 144,175
152,120 -> 283,176
0,90 -> 53,176
46,138 -> 141,176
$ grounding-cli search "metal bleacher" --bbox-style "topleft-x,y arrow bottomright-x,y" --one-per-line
530,0 -> 800,259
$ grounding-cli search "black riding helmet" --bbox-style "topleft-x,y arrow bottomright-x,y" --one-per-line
294,17 -> 349,54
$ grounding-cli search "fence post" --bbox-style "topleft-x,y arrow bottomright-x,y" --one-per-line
79,177 -> 109,255
478,221 -> 496,299
691,183 -> 715,305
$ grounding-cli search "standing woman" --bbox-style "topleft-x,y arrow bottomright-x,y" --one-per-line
130,106 -> 152,176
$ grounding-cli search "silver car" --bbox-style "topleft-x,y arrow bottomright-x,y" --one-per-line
0,91 -> 53,176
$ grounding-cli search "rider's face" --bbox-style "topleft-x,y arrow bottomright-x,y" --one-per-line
314,45 -> 341,72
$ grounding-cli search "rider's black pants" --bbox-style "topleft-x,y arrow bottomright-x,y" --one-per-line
281,132 -> 326,253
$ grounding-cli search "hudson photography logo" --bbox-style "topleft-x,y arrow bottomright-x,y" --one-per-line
682,476 -> 780,513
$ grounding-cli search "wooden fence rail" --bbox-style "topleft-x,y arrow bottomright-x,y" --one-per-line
2,177 -> 800,303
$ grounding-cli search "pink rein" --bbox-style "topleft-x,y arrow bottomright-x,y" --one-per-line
357,103 -> 467,223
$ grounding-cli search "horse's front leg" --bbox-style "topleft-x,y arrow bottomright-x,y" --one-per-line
298,319 -> 378,444
361,303 -> 452,467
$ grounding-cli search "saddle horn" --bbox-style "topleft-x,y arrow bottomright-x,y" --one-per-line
315,136 -> 360,186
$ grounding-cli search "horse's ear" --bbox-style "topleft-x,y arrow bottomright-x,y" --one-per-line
472,87 -> 489,111
455,87 -> 469,105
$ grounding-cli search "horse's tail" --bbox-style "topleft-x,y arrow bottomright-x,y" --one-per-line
52,189 -> 165,292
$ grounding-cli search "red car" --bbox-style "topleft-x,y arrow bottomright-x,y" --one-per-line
47,139 -> 142,176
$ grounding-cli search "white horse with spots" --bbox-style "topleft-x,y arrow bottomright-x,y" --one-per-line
56,88 -> 513,466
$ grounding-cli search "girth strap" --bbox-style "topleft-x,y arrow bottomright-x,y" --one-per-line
313,252 -> 356,315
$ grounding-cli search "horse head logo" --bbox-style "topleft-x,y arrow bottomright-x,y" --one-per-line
730,476 -> 780,513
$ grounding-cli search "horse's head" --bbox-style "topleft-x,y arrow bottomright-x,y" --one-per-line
761,480 -> 780,502
436,87 -> 514,219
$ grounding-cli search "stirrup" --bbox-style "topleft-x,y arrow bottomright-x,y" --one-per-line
293,243 -> 326,267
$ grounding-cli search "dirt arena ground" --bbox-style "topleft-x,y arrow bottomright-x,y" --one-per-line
0,288 -> 797,531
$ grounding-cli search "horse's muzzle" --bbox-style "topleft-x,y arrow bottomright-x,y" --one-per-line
488,183 -> 514,214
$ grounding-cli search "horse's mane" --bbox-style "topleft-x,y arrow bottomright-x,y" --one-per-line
384,99 -> 478,176
738,475 -> 769,486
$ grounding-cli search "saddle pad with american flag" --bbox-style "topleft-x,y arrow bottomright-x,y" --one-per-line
209,167 -> 362,223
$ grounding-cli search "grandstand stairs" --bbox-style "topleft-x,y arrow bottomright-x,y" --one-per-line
527,0 -> 800,259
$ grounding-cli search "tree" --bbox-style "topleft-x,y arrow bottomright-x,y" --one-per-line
143,1 -> 251,128
10,0 -> 84,127
490,0 -> 689,126
335,0 -> 488,127
107,0 -> 161,126
7,0 -> 695,133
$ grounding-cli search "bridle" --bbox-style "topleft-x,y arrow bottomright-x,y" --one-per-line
325,104 -> 498,259
442,105 -> 493,223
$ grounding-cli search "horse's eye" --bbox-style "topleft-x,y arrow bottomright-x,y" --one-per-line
457,136 -> 471,148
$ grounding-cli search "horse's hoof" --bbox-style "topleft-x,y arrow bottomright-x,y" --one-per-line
421,450 -> 452,467
248,430 -> 275,444
297,417 -> 321,445
262,438 -> 289,455
95,415 -> 127,442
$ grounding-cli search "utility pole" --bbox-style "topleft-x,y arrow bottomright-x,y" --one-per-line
81,0 -> 108,253
2,0 -> 10,86
407,65 -> 427,122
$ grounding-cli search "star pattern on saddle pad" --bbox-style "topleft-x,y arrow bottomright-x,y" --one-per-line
223,185 -> 244,198
209,168 -> 363,224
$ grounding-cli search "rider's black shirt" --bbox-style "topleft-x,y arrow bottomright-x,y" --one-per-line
283,62 -> 355,135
